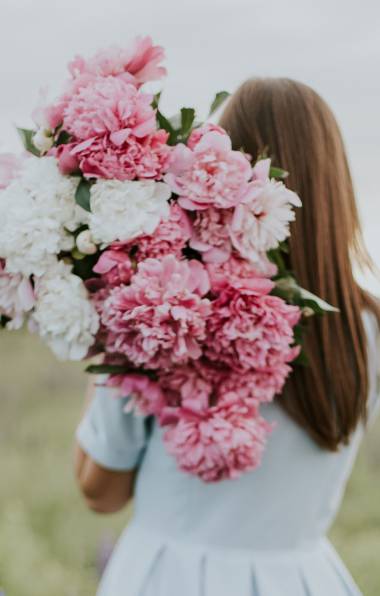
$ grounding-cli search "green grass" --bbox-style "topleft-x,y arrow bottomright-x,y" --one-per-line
0,332 -> 379,595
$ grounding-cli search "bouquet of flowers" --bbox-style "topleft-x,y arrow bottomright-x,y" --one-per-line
0,36 -> 335,482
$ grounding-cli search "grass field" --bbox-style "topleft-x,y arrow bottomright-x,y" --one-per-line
1,331 -> 380,595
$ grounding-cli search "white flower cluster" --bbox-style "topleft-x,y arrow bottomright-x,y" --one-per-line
0,156 -> 99,359
32,261 -> 99,360
0,155 -> 173,360
0,157 -> 88,276
88,179 -> 171,245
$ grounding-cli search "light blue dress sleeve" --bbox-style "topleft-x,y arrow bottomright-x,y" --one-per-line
76,378 -> 150,471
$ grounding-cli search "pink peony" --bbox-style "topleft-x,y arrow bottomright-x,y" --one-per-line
157,359 -> 282,422
217,366 -> 292,405
0,260 -> 35,329
206,285 -> 301,372
36,37 -> 166,135
102,255 -> 211,369
93,248 -> 134,287
206,255 -> 277,292
163,397 -> 273,482
68,36 -> 166,87
232,364 -> 298,403
125,203 -> 192,260
187,123 -> 227,150
157,361 -> 219,419
63,77 -> 156,141
190,207 -> 233,263
165,128 -> 255,211
68,130 -> 170,180
0,153 -> 23,189
106,373 -> 165,416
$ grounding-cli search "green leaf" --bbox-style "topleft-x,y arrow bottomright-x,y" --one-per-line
269,166 -> 289,179
75,178 -> 92,212
86,364 -> 133,375
273,276 -> 300,299
151,91 -> 162,110
298,288 -> 339,313
180,107 -> 196,138
16,127 -> 40,157
156,109 -> 177,144
292,322 -> 305,345
208,91 -> 230,116
267,248 -> 288,275
292,348 -> 309,367
273,276 -> 339,316
55,130 -> 72,146
85,364 -> 158,379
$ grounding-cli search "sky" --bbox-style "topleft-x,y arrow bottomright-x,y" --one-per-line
0,0 -> 379,290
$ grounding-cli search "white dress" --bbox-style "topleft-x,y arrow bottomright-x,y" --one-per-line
76,309 -> 380,596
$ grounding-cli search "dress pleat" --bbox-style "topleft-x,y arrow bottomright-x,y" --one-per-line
98,526 -> 363,596
203,552 -> 254,595
98,525 -> 164,596
297,543 -> 361,596
148,542 -> 205,596
251,557 -> 308,596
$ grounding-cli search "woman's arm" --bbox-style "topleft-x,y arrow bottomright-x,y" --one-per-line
74,379 -> 136,514
74,444 -> 136,513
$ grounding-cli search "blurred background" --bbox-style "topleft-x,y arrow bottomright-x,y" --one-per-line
0,0 -> 379,594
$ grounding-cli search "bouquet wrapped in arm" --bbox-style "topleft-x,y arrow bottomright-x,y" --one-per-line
0,36 -> 337,482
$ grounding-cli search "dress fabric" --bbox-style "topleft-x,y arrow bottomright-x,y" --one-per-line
76,310 -> 380,596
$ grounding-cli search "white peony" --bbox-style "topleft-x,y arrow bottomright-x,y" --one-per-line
0,262 -> 35,330
19,156 -> 88,231
88,179 -> 171,246
0,157 -> 88,276
230,179 -> 301,264
32,261 -> 99,361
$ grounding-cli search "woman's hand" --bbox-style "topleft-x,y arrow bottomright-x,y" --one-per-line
74,378 -> 136,514
74,443 -> 136,514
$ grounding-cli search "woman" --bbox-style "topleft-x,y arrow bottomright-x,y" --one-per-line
75,78 -> 380,595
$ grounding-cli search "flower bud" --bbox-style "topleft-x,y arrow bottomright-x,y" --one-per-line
33,127 -> 54,154
76,230 -> 97,255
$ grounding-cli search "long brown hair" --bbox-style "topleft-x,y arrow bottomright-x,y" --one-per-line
219,77 -> 380,450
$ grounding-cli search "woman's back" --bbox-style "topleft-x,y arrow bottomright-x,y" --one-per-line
75,76 -> 380,596
77,310 -> 380,595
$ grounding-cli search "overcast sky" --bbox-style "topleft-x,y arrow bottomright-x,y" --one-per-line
1,0 -> 379,290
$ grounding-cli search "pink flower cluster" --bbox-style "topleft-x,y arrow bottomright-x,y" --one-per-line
165,126 -> 255,211
68,36 -> 166,87
94,238 -> 301,481
101,255 -> 211,369
163,397 -> 272,482
206,285 -> 301,372
38,37 -> 170,181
